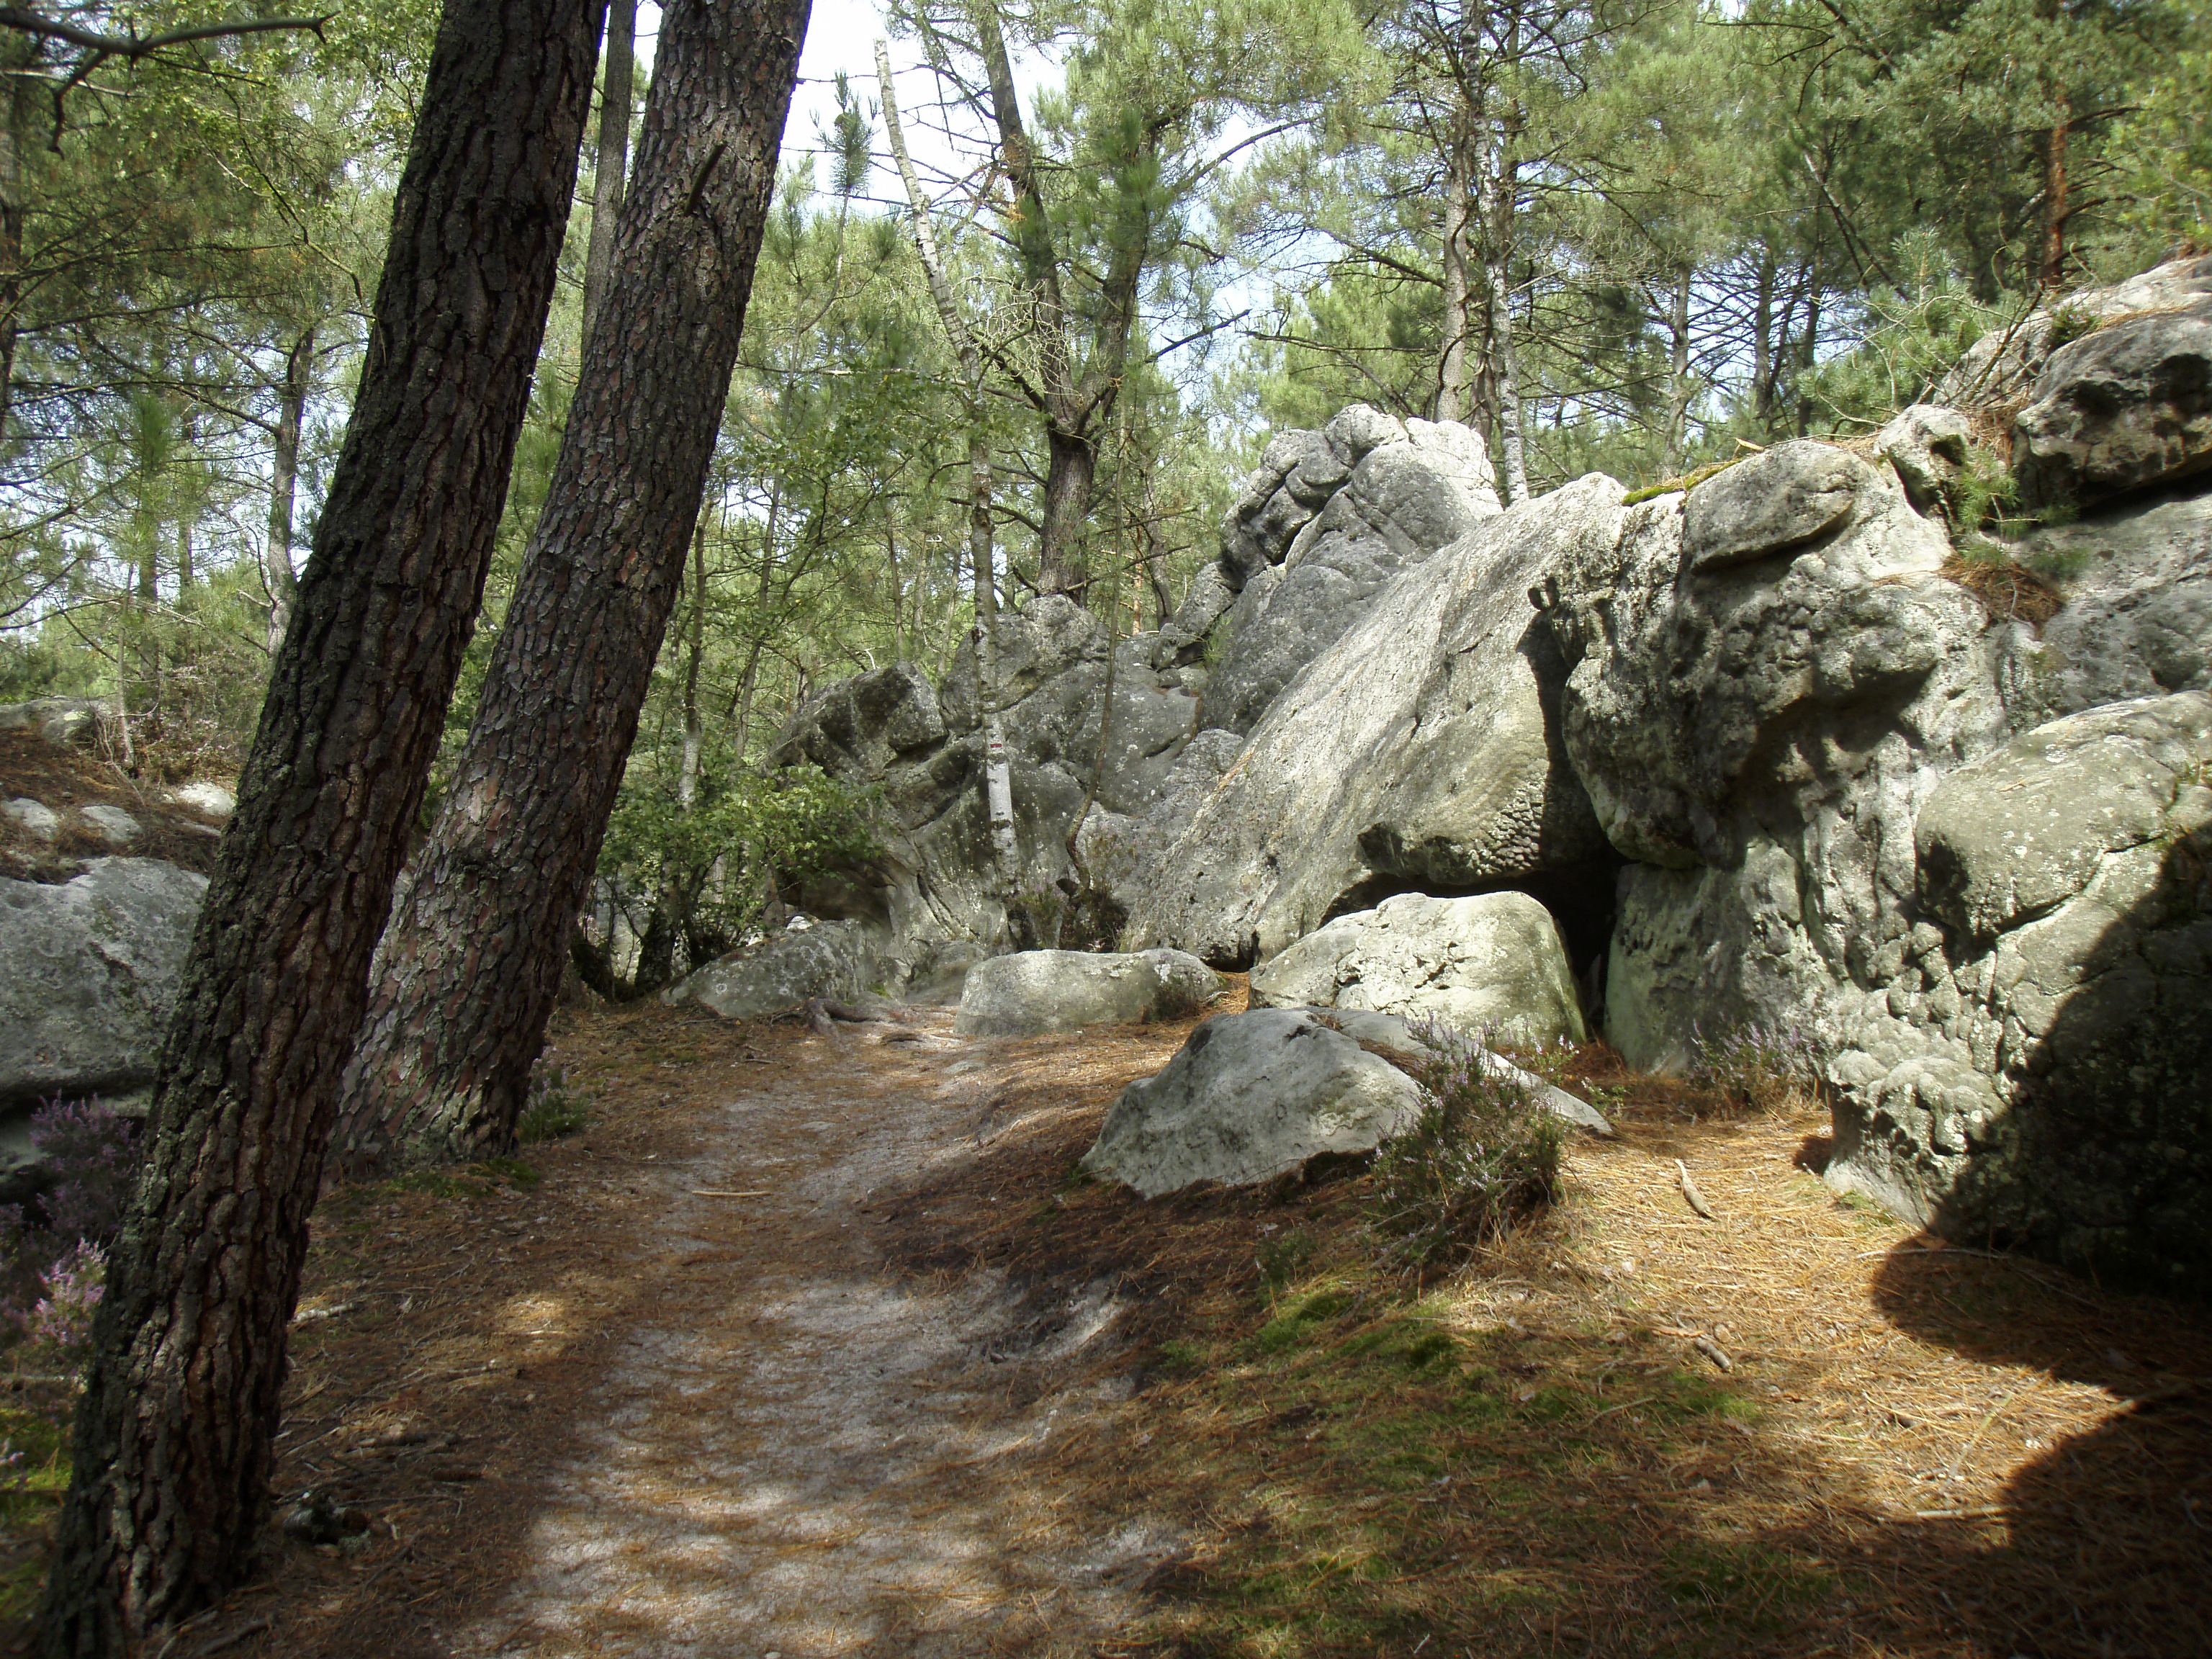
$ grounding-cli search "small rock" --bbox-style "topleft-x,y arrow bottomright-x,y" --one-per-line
77,804 -> 140,845
163,781 -> 235,818
4,799 -> 59,841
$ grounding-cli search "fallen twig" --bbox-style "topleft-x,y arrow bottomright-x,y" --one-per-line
1692,1334 -> 1733,1372
1676,1160 -> 1716,1220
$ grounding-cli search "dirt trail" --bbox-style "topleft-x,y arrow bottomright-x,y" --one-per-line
459,1015 -> 1152,1657
31,994 -> 2200,1659
243,1002 -> 1190,1659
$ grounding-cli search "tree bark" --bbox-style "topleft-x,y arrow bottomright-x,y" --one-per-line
263,326 -> 314,653
878,40 -> 1021,920
1663,264 -> 1694,475
1438,134 -> 1470,425
581,0 -> 637,337
34,0 -> 605,1646
2041,87 -> 2071,289
332,0 -> 811,1173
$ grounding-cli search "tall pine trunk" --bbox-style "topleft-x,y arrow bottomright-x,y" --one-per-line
35,0 -> 606,1645
1438,135 -> 1471,424
333,0 -> 811,1172
581,0 -> 637,336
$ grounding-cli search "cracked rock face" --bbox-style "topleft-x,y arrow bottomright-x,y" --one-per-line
1128,475 -> 1617,969
1205,409 -> 1501,734
1825,692 -> 2212,1290
2013,310 -> 2212,513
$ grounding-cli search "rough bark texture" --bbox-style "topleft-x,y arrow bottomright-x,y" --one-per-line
33,0 -> 606,1648
580,0 -> 637,336
333,0 -> 811,1173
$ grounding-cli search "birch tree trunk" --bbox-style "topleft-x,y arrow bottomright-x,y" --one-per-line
877,41 -> 1021,917
262,326 -> 313,652
35,0 -> 605,1645
331,0 -> 811,1173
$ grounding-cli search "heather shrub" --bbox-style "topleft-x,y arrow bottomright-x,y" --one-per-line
1370,1024 -> 1564,1267
1689,1020 -> 1823,1115
0,1097 -> 142,1390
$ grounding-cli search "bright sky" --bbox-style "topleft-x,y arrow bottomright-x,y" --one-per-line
635,0 -> 1061,210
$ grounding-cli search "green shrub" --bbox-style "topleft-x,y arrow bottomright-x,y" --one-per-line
517,1062 -> 590,1143
1369,1025 -> 1563,1267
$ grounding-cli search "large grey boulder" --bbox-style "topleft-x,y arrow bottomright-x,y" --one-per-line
1079,1008 -> 1425,1196
1877,404 -> 1974,521
2003,487 -> 2212,724
1683,442 -> 1873,572
1933,253 -> 2212,411
662,919 -> 884,1020
1538,444 -> 2006,1065
951,948 -> 1223,1037
0,858 -> 208,1108
2013,309 -> 2212,511
770,599 -> 1208,979
1130,475 -> 1619,968
1249,891 -> 1587,1047
1205,415 -> 1501,734
1825,692 -> 2212,1289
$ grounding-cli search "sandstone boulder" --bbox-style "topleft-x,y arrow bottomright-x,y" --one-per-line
2005,486 -> 2212,723
1933,253 -> 2212,411
1876,404 -> 1974,520
1130,475 -> 1619,968
1079,1008 -> 1424,1196
0,697 -> 111,748
1249,891 -> 1587,1047
952,948 -> 1223,1037
1826,692 -> 2212,1288
0,858 -> 208,1108
662,918 -> 884,1021
1205,416 -> 1501,733
2013,310 -> 2212,511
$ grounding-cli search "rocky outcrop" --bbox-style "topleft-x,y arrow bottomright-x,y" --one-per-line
662,918 -> 884,1020
2003,487 -> 2212,723
1537,442 -> 2008,1067
1933,253 -> 2212,413
1825,693 -> 2211,1289
0,697 -> 112,748
1128,475 -> 1618,967
1248,891 -> 1586,1047
2013,309 -> 2212,512
1079,1008 -> 1425,1196
0,858 -> 207,1108
1205,408 -> 1501,732
952,948 -> 1223,1037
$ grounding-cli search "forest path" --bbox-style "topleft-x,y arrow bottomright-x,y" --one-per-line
261,997 -> 1195,1659
455,1007 -> 1162,1658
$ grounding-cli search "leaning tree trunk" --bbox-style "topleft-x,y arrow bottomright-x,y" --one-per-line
332,0 -> 811,1174
580,0 -> 637,336
35,0 -> 606,1647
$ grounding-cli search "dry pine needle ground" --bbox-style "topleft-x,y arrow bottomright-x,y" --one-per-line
0,989 -> 2202,1657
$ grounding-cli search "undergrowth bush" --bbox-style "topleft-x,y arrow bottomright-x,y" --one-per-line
1370,1025 -> 1563,1268
1688,1020 -> 1823,1115
518,1060 -> 590,1144
0,1097 -> 143,1404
